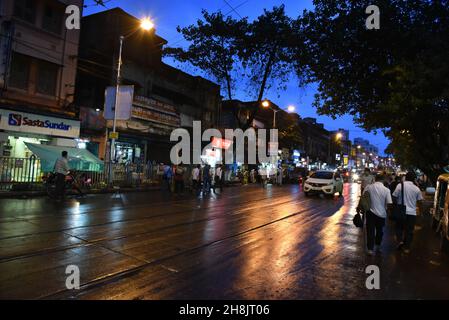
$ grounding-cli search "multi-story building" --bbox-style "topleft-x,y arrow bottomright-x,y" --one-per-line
75,8 -> 221,163
0,0 -> 83,159
298,117 -> 330,167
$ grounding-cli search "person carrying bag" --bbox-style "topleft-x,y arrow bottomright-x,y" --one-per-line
390,181 -> 406,223
353,190 -> 371,228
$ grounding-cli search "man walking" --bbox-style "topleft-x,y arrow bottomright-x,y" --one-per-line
393,172 -> 423,253
363,174 -> 393,255
54,151 -> 70,201
162,164 -> 173,192
213,164 -> 223,193
202,164 -> 211,194
191,165 -> 200,194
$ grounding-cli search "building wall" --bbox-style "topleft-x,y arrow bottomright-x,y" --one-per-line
0,0 -> 83,117
74,8 -> 221,162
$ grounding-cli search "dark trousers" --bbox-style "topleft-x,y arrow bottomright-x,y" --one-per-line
162,178 -> 172,192
55,173 -> 66,199
366,210 -> 386,250
213,177 -> 222,192
175,179 -> 184,193
202,178 -> 211,193
192,180 -> 200,193
395,214 -> 417,248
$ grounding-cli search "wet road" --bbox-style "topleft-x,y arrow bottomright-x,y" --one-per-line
1,183 -> 449,299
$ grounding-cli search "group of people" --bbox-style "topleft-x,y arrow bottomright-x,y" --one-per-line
359,168 -> 423,255
159,163 -> 224,195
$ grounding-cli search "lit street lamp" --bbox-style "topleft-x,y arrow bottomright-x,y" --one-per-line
110,18 -> 154,156
328,132 -> 343,166
109,17 -> 154,183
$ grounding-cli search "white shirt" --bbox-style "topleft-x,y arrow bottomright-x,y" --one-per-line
192,167 -> 200,180
364,182 -> 392,218
54,157 -> 70,175
393,181 -> 423,215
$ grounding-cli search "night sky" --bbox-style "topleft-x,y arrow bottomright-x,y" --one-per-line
83,0 -> 389,155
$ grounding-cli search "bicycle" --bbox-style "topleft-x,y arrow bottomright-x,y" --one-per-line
43,171 -> 86,199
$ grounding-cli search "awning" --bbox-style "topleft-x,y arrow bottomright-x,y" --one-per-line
25,143 -> 104,172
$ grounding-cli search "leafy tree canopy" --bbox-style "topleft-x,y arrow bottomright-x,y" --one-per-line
297,0 -> 449,179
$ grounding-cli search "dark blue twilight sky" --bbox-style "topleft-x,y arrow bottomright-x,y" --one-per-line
83,0 -> 389,155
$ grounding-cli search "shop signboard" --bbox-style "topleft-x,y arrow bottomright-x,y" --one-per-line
132,96 -> 180,127
0,109 -> 80,138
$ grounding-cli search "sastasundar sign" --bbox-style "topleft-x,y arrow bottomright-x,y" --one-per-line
0,109 -> 80,138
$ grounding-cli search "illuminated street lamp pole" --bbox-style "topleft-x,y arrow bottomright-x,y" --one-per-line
108,18 -> 154,183
261,100 -> 295,129
328,132 -> 343,166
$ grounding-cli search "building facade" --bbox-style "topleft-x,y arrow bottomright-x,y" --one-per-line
75,8 -> 221,163
298,117 -> 330,167
0,0 -> 83,159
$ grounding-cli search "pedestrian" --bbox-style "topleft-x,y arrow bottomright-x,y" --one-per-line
259,167 -> 267,188
213,164 -> 223,193
162,163 -> 173,192
392,172 -> 424,253
54,151 -> 70,201
174,165 -> 184,194
363,174 -> 393,255
250,169 -> 256,183
191,165 -> 200,194
360,168 -> 374,194
277,166 -> 283,186
243,169 -> 249,185
202,164 -> 211,194
389,175 -> 401,196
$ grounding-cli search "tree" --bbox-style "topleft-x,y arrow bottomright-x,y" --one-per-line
165,6 -> 296,129
297,0 -> 449,181
164,10 -> 247,102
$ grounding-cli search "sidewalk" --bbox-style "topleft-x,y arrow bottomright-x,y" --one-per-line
0,180 -> 246,199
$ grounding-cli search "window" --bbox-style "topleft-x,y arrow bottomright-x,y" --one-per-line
310,171 -> 334,180
42,4 -> 63,34
9,52 -> 31,90
13,0 -> 36,24
36,59 -> 59,96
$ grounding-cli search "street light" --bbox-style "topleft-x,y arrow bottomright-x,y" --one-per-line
109,18 -> 154,183
328,132 -> 343,166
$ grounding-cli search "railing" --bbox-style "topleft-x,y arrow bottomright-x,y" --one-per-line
0,157 -> 173,192
0,157 -> 43,191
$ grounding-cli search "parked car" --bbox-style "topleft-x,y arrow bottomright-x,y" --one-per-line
431,173 -> 449,252
303,170 -> 344,197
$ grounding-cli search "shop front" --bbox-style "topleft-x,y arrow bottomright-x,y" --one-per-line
106,95 -> 181,164
0,108 -> 82,182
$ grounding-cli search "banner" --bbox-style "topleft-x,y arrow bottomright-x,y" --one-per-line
104,85 -> 134,120
0,109 -> 80,138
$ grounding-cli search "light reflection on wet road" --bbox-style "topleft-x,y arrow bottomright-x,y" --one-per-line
0,183 -> 448,299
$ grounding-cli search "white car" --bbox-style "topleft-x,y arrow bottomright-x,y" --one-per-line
304,170 -> 344,197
